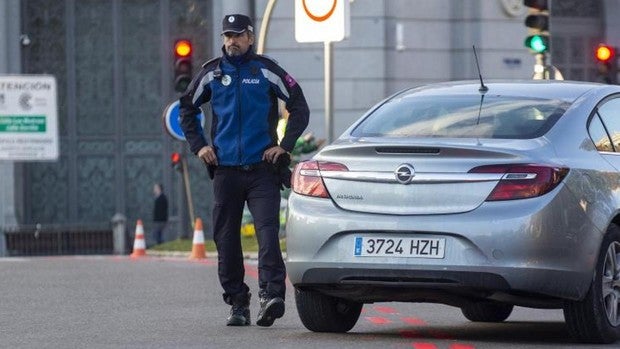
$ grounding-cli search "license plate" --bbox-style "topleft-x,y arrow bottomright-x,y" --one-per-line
354,237 -> 445,258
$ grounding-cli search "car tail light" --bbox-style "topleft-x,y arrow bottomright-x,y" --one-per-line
291,161 -> 348,198
469,164 -> 569,201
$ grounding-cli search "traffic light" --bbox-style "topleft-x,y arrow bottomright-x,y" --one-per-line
595,44 -> 617,84
524,0 -> 549,54
171,152 -> 182,172
173,39 -> 193,93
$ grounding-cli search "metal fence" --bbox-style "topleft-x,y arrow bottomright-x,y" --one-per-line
2,223 -> 116,256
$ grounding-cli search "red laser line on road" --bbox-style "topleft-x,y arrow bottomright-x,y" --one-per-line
243,263 -> 292,286
244,263 -> 259,280
373,305 -> 399,314
399,315 -> 476,348
365,316 -> 391,325
450,344 -> 476,349
401,317 -> 428,326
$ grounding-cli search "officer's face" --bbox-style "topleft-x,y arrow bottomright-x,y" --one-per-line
223,31 -> 254,56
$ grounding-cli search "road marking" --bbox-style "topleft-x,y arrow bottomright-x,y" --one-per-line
373,305 -> 399,314
245,263 -> 259,280
401,317 -> 428,326
365,316 -> 391,325
450,344 -> 476,349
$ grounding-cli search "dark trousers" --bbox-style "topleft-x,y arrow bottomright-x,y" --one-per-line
152,221 -> 167,245
212,165 -> 286,303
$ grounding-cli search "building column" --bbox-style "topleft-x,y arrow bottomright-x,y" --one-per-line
604,0 -> 620,45
0,0 -> 21,256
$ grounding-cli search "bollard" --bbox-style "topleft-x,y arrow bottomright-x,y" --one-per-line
111,213 -> 127,255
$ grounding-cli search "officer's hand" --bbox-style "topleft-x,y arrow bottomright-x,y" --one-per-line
198,146 -> 218,166
262,146 -> 287,164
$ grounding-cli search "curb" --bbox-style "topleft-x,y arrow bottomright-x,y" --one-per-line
145,250 -> 287,260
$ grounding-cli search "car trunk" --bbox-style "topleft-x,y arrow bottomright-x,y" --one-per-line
315,139 -> 549,215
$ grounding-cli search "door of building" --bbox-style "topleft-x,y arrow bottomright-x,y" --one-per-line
19,0 -> 213,240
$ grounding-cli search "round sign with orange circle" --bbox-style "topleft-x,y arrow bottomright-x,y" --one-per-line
302,0 -> 337,22
295,0 -> 349,43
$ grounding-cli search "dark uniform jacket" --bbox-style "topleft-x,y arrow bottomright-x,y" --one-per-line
153,194 -> 168,222
179,46 -> 310,166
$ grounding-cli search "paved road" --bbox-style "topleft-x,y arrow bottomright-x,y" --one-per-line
0,256 -> 609,349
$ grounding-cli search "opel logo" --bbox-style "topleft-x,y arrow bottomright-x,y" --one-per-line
395,164 -> 415,184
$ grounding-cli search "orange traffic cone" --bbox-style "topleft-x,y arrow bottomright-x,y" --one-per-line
130,219 -> 147,258
189,218 -> 206,260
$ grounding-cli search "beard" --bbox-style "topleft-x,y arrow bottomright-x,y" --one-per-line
226,45 -> 243,56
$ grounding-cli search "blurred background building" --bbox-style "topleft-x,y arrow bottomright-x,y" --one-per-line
0,0 -> 617,253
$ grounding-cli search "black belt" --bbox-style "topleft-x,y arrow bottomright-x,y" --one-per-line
218,162 -> 269,172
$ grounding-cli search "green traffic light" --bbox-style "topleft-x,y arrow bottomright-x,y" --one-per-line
530,36 -> 547,52
525,35 -> 549,53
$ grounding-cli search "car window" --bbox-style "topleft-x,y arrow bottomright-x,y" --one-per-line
597,98 -> 620,152
351,95 -> 569,139
588,114 -> 614,152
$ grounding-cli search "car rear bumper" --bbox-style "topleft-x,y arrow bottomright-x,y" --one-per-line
289,263 -> 587,306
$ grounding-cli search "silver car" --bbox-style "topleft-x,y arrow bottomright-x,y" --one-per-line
286,80 -> 620,344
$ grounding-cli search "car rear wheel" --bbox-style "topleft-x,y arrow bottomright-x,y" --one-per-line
563,224 -> 620,344
295,288 -> 362,332
460,302 -> 513,322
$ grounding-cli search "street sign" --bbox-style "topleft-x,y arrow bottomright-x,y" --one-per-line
295,0 -> 350,43
0,75 -> 59,160
162,100 -> 205,141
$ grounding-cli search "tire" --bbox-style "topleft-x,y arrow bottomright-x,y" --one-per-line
295,288 -> 362,332
563,224 -> 620,344
461,302 -> 514,322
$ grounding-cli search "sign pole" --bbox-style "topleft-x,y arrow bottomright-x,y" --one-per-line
161,100 -> 204,238
295,0 -> 350,143
181,157 -> 195,229
324,41 -> 333,144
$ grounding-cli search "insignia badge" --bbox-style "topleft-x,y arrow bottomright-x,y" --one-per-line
395,164 -> 415,184
228,16 -> 235,23
221,75 -> 232,86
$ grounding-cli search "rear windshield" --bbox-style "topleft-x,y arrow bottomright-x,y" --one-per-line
351,94 -> 570,139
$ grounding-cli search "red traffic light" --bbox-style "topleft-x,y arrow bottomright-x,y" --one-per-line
171,152 -> 183,172
174,40 -> 192,57
173,39 -> 193,93
523,0 -> 548,11
596,44 -> 615,63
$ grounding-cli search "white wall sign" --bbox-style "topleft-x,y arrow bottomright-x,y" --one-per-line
0,75 -> 59,160
295,0 -> 350,43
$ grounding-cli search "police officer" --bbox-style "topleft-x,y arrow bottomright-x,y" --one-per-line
179,14 -> 309,327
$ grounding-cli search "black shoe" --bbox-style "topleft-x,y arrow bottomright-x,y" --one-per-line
226,304 -> 250,326
226,293 -> 251,326
256,296 -> 285,327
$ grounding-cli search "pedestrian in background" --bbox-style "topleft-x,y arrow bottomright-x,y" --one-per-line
152,183 -> 168,246
179,14 -> 309,327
